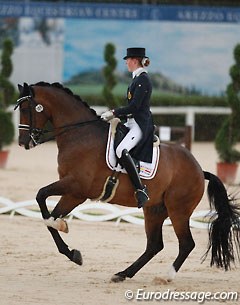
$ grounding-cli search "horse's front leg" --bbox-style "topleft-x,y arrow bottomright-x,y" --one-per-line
36,178 -> 85,265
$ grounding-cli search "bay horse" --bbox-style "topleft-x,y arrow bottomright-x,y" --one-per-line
15,82 -> 240,282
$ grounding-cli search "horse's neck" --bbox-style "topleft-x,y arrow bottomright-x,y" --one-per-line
47,95 -> 94,129
42,92 -> 102,149
48,96 -> 107,150
56,119 -> 108,167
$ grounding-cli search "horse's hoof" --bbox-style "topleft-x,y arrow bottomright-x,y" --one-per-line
152,276 -> 168,285
71,249 -> 83,265
57,218 -> 69,233
111,273 -> 126,283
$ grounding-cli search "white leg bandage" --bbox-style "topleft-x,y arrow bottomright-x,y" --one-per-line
166,265 -> 177,282
44,217 -> 69,233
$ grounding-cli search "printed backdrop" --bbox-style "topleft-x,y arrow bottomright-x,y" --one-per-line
0,2 -> 240,95
63,19 -> 240,95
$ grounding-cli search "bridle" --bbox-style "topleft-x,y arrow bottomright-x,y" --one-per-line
14,94 -> 100,146
14,95 -> 48,146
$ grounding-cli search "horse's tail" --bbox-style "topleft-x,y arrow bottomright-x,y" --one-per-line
203,171 -> 240,270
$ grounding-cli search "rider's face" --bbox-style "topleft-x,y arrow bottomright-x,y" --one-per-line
126,58 -> 139,72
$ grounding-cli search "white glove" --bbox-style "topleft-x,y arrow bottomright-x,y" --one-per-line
101,110 -> 114,121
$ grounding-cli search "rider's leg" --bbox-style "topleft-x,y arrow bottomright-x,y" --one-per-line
120,149 -> 149,208
116,121 -> 149,208
116,119 -> 142,158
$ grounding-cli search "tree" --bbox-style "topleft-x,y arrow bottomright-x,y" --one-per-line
0,38 -> 15,150
215,43 -> 240,162
102,42 -> 118,108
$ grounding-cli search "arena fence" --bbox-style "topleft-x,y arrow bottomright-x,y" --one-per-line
0,196 -> 212,229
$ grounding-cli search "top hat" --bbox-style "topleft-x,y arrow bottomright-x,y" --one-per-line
123,47 -> 148,60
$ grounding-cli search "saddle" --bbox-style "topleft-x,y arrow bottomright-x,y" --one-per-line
94,119 -> 160,203
107,118 -> 160,178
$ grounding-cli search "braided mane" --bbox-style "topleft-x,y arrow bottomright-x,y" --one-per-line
32,81 -> 97,116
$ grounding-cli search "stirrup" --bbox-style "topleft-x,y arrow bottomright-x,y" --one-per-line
135,186 -> 149,209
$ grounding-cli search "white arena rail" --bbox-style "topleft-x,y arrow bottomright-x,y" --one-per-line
0,196 -> 212,229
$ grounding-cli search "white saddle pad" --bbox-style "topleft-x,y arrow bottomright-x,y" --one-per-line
105,119 -> 160,180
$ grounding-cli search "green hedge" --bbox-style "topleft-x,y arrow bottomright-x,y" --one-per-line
151,94 -> 227,107
81,93 -> 227,107
0,110 -> 15,149
195,114 -> 227,141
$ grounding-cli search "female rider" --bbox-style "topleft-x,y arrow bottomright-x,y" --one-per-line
101,47 -> 154,208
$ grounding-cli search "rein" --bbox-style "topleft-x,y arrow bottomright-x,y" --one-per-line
38,118 -> 101,144
15,95 -> 101,145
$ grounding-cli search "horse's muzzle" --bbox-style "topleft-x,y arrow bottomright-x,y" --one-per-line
18,132 -> 35,150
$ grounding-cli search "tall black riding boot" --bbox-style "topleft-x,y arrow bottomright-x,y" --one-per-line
120,149 -> 149,208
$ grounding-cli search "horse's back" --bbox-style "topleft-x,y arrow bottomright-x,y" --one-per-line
157,142 -> 203,178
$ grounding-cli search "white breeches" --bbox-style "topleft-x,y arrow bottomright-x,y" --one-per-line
116,118 -> 143,159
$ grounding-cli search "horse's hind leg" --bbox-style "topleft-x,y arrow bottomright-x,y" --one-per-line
166,216 -> 195,282
36,178 -> 84,265
112,205 -> 168,282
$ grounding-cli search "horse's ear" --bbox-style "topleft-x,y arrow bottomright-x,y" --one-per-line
23,82 -> 33,96
18,82 -> 32,96
18,84 -> 23,93
23,82 -> 29,90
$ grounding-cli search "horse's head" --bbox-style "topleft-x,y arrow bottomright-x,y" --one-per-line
15,81 -> 101,150
15,83 -> 50,149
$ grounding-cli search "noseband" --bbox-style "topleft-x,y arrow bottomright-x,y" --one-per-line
14,94 -> 100,146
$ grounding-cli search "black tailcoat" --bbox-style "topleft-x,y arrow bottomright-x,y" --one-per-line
114,72 -> 154,163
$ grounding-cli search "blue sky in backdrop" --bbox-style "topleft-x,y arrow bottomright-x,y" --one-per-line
63,19 -> 240,95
